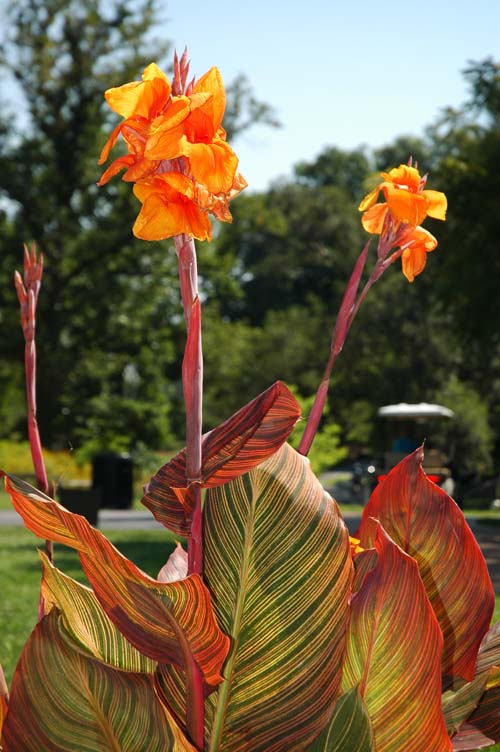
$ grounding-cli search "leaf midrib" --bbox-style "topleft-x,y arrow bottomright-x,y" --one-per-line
208,476 -> 257,752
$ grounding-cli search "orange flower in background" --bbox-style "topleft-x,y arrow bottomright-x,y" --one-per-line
359,164 -> 447,227
359,162 -> 447,282
98,56 -> 246,241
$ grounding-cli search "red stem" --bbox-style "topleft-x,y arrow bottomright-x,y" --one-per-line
174,233 -> 204,749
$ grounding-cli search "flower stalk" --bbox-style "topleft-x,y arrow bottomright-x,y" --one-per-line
299,161 -> 447,456
14,243 -> 53,620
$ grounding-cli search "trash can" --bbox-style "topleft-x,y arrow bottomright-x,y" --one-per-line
58,485 -> 101,526
92,452 -> 133,509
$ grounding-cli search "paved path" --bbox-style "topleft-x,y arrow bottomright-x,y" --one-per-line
1,508 -> 498,589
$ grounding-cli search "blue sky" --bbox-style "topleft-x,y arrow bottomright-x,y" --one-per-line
161,0 -> 499,191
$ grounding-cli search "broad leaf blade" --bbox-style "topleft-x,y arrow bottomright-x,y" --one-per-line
343,519 -> 451,752
203,442 -> 352,752
1,610 -> 196,752
451,620 -> 500,745
39,551 -> 156,673
5,474 -> 229,688
443,667 -> 500,736
142,381 -> 301,535
356,447 -> 494,682
307,687 -> 374,751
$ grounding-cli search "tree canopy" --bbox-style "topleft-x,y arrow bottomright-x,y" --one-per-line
0,5 -> 498,480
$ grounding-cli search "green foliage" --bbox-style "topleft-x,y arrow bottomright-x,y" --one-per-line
434,376 -> 494,476
287,386 -> 347,474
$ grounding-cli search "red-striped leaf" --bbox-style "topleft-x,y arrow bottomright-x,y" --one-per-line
451,620 -> 500,746
356,447 -> 494,682
155,443 -> 352,751
4,474 -> 229,689
204,442 -> 352,751
1,610 -> 196,751
343,519 -> 451,752
142,381 -> 301,535
307,687 -> 374,751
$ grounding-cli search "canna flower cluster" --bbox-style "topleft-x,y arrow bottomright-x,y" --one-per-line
98,55 -> 246,242
359,164 -> 447,281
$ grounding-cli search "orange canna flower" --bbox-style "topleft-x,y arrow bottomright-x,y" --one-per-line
358,162 -> 447,281
98,57 -> 246,241
359,164 -> 447,227
399,226 -> 438,283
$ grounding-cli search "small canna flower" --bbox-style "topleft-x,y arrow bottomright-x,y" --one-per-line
98,56 -> 246,241
359,162 -> 447,282
349,536 -> 364,556
359,164 -> 447,227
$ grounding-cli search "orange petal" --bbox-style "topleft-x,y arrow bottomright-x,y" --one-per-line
381,164 -> 421,191
361,203 -> 388,234
423,189 -> 447,220
142,63 -> 170,86
183,139 -> 239,194
122,157 -> 160,182
98,122 -> 124,165
358,184 -> 382,212
97,154 -> 136,186
132,182 -> 212,242
402,246 -> 428,283
193,66 -> 226,132
144,121 -> 187,161
384,184 -> 428,225
105,75 -> 170,121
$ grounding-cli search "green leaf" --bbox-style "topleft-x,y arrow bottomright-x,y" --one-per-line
357,447 -> 494,682
202,442 -> 352,751
142,380 -> 301,535
39,551 -> 156,673
306,687 -> 374,751
1,610 -> 196,751
343,520 -> 452,752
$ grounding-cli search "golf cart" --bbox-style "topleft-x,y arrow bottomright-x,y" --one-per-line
374,402 -> 455,495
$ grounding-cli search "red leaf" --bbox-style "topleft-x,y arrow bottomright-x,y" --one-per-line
356,447 -> 494,682
343,519 -> 451,752
142,381 -> 301,534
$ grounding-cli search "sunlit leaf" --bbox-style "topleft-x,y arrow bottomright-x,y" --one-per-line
343,519 -> 451,752
142,381 -> 301,534
199,442 -> 352,751
306,687 -> 374,751
1,610 -> 196,751
356,447 -> 494,682
451,620 -> 500,746
444,666 -> 500,736
4,474 -> 229,689
39,551 -> 156,673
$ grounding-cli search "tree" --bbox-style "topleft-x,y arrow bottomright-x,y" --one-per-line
0,0 -> 279,454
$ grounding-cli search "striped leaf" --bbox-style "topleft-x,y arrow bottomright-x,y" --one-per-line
0,664 -> 8,737
343,519 -> 451,752
306,687 -> 374,751
202,442 -> 352,751
39,551 -> 156,673
1,610 -> 196,751
443,667 -> 500,736
451,620 -> 500,747
4,474 -> 229,689
142,381 -> 301,535
356,447 -> 494,682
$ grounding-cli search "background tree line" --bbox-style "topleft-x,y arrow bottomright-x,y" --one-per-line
0,0 -> 498,481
